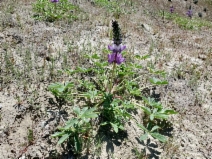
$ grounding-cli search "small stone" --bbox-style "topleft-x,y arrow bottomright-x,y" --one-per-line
181,142 -> 185,147
198,12 -> 202,18
40,143 -> 46,150
193,0 -> 198,4
18,156 -> 25,159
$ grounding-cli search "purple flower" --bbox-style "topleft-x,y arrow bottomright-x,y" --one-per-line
170,6 -> 174,13
108,53 -> 125,65
186,9 -> 192,18
108,44 -> 126,65
108,44 -> 126,53
51,0 -> 59,2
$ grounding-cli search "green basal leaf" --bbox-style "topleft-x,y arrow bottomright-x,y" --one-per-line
150,132 -> 167,143
164,109 -> 178,115
154,113 -> 169,120
51,131 -> 66,137
74,135 -> 81,153
149,77 -> 168,85
137,124 -> 149,132
150,126 -> 160,132
140,106 -> 151,115
140,133 -> 148,141
58,134 -> 70,144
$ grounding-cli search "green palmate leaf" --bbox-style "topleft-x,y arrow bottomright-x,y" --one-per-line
137,124 -> 149,132
149,77 -> 168,85
135,54 -> 150,60
76,67 -> 92,73
64,82 -> 74,89
148,68 -> 166,77
81,107 -> 98,119
58,134 -> 70,145
85,90 -> 98,100
118,125 -> 125,130
140,106 -> 151,115
73,107 -> 81,116
100,121 -> 108,126
141,54 -> 150,60
130,88 -> 141,96
150,132 -> 167,143
51,131 -> 66,137
94,62 -> 103,67
123,101 -> 135,109
153,108 -> 158,113
142,97 -> 162,108
150,126 -> 160,132
82,118 -> 90,123
150,114 -> 154,121
91,54 -> 100,59
48,82 -> 65,92
133,64 -> 142,69
64,119 -> 78,129
140,133 -> 148,141
111,123 -> 119,133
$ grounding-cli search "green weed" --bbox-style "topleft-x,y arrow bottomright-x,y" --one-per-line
32,0 -> 79,22
160,11 -> 212,30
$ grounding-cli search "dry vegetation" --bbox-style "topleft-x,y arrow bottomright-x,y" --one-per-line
0,0 -> 212,158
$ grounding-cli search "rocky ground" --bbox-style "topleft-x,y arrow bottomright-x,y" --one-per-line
0,0 -> 212,158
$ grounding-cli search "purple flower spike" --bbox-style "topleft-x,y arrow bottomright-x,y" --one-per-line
108,44 -> 126,53
170,6 -> 174,13
108,53 -> 125,65
186,9 -> 193,18
51,0 -> 59,2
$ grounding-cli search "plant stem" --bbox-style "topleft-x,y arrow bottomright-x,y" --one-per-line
109,62 -> 116,93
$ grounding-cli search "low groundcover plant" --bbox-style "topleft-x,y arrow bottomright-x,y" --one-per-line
33,0 -> 79,22
49,20 -> 177,155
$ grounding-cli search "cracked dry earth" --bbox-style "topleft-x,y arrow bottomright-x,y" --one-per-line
0,0 -> 212,158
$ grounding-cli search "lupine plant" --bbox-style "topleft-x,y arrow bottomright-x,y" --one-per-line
49,20 -> 177,155
32,0 -> 79,22
170,6 -> 174,13
93,0 -> 135,19
186,9 -> 193,18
